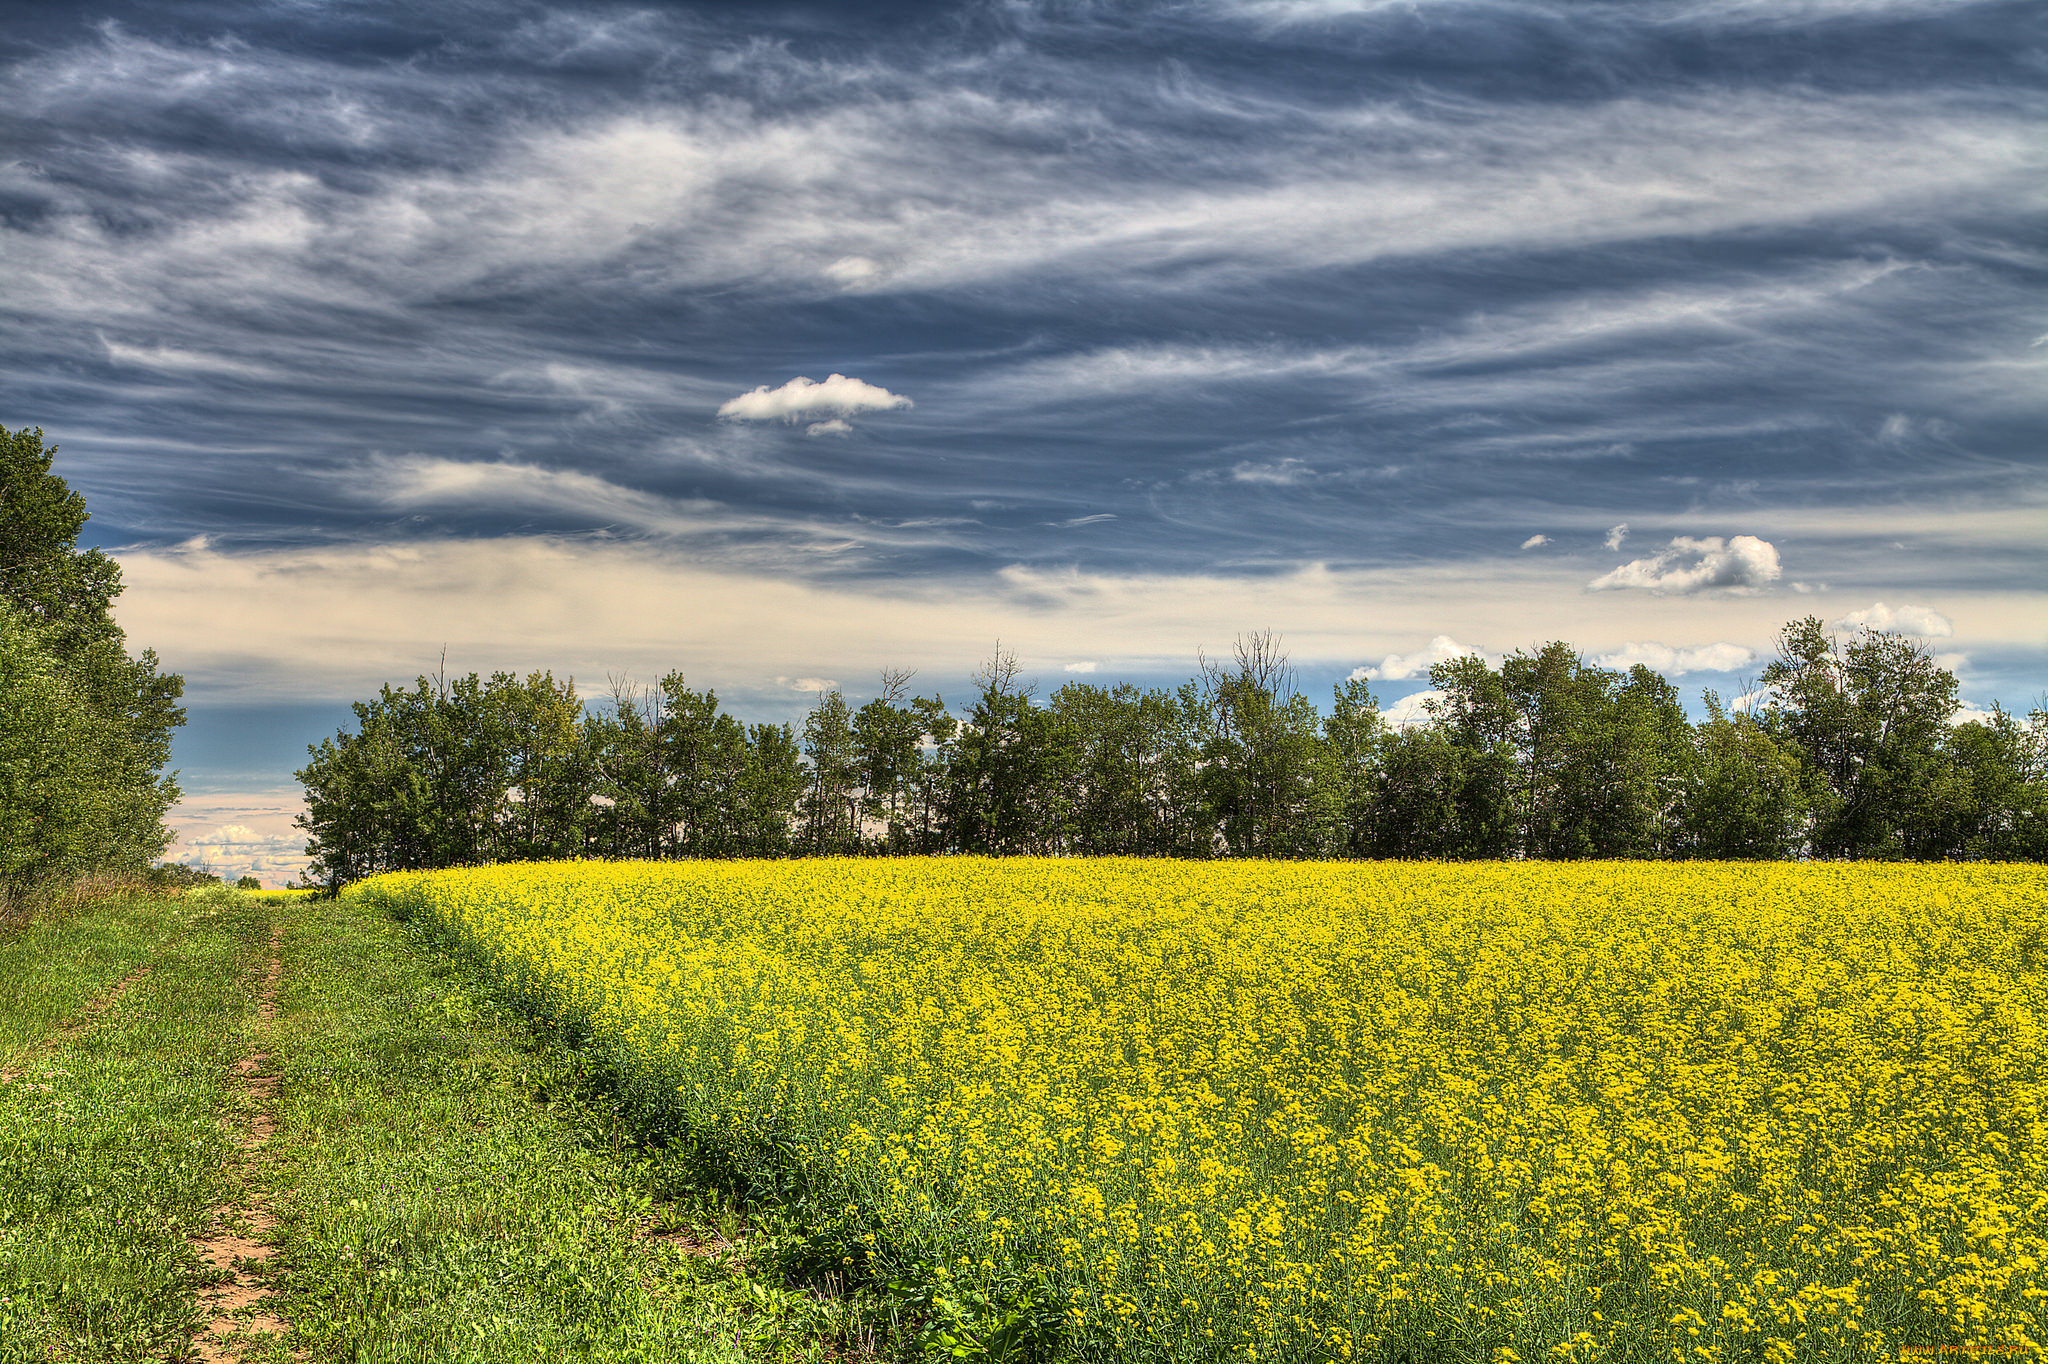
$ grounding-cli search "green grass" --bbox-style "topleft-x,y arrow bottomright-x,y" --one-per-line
265,890 -> 887,1362
0,889 -> 905,1363
0,888 -> 261,1362
0,891 -> 185,1050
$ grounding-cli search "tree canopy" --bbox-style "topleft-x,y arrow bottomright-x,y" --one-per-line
297,621 -> 2048,886
0,426 -> 185,904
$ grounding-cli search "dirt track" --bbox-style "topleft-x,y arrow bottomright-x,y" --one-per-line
190,929 -> 292,1362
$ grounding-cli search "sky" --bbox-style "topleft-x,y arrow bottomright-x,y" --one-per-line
3,0 -> 2043,884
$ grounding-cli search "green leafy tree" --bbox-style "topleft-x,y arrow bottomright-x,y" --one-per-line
297,703 -> 403,887
493,671 -> 593,861
734,721 -> 804,856
1534,658 -> 1691,858
1151,684 -> 1220,858
1414,655 -> 1520,857
430,671 -> 519,866
1913,705 -> 2048,860
1,427 -> 126,654
1322,677 -> 1388,857
799,690 -> 861,855
1365,723 -> 1509,858
904,695 -> 959,853
1674,692 -> 1811,859
298,676 -> 488,883
1194,632 -> 1338,858
1423,644 -> 1690,858
1759,618 -> 1961,858
147,861 -> 222,890
654,673 -> 753,857
300,669 -> 588,881
583,676 -> 672,860
853,669 -> 927,854
294,614 -> 2048,873
943,647 -> 1081,855
1049,681 -> 1186,856
0,603 -> 109,885
953,651 -> 1068,854
0,427 -> 183,895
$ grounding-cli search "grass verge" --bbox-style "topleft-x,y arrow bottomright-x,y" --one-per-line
265,889 -> 891,1362
0,889 -> 265,1363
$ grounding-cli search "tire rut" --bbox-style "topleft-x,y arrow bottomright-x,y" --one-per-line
189,928 -> 296,1362
0,957 -> 155,1083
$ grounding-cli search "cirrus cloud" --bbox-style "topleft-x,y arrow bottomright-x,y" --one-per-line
1587,534 -> 1781,596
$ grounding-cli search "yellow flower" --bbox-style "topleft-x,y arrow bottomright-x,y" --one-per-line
347,856 -> 2048,1360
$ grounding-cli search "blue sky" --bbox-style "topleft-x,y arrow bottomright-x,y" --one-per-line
4,0 -> 2043,880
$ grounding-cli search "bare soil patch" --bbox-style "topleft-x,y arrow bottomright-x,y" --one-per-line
189,931 -> 295,1362
641,1219 -> 745,1262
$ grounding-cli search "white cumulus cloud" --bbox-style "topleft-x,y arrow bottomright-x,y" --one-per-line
1520,534 -> 1550,549
804,419 -> 852,437
163,791 -> 309,885
1587,534 -> 1781,595
181,823 -> 286,882
1352,634 -> 1486,682
1833,601 -> 1954,638
1063,661 -> 1099,673
1604,522 -> 1630,551
1380,689 -> 1445,728
717,374 -> 911,423
1595,641 -> 1756,675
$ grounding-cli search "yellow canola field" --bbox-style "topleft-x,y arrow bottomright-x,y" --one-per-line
349,858 -> 2048,1362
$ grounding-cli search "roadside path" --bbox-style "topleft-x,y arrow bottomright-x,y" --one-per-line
1,891 -> 868,1361
190,923 -> 294,1362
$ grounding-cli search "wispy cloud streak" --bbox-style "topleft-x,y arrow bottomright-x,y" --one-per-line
0,0 -> 2036,784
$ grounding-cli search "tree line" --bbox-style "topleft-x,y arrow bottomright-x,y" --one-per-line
296,624 -> 2048,886
0,427 -> 185,915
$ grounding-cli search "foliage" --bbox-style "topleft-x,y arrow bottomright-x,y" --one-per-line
352,857 -> 2048,1362
1673,693 -> 1811,858
1753,610 -> 2039,856
301,627 -> 2048,875
0,426 -> 184,902
147,861 -> 224,890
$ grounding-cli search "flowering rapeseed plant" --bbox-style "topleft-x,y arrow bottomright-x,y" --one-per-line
348,858 -> 2048,1362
